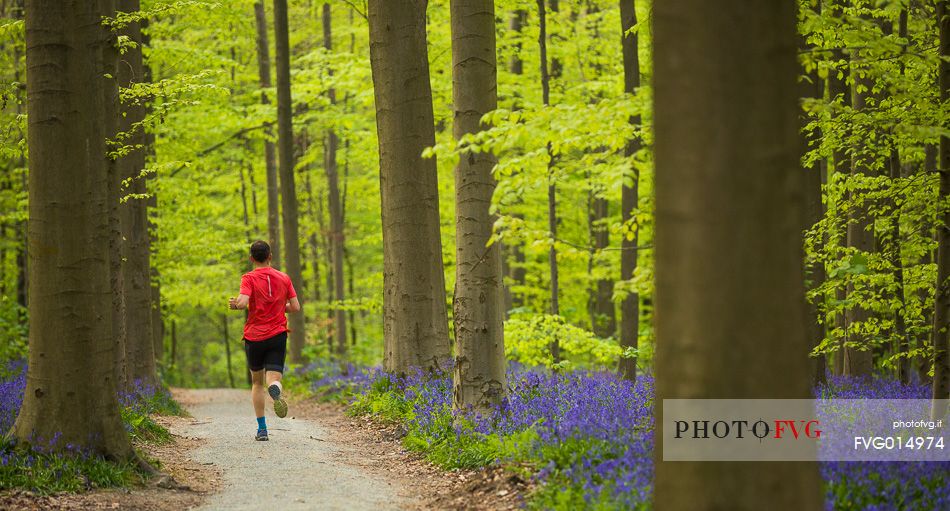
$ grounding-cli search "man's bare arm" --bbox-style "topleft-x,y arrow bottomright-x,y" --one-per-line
286,297 -> 301,313
229,294 -> 250,310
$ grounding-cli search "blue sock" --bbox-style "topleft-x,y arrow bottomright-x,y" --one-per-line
257,416 -> 266,431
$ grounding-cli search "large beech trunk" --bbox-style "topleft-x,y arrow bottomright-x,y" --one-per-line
450,0 -> 506,412
652,0 -> 822,507
368,0 -> 450,374
15,0 -> 134,460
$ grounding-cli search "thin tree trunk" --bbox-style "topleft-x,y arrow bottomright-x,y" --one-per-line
501,9 -> 527,313
15,0 -> 134,459
342,139 -> 358,347
652,0 -> 822,508
240,164 -> 253,242
919,145 -> 937,383
323,2 -> 347,357
537,0 -> 560,365
588,190 -> 615,337
222,314 -> 235,388
304,172 -> 322,307
321,193 -> 334,347
617,0 -> 639,381
828,0 -> 850,377
450,0 -> 506,413
170,319 -> 177,369
890,10 -> 911,385
12,2 -> 26,318
140,18 -> 163,367
547,0 -> 561,80
368,0 -> 450,374
118,0 -> 156,385
346,249 -> 357,346
255,1 -> 281,267
273,0 -> 307,362
930,0 -> 949,420
801,0 -> 826,387
317,188 -> 333,339
102,0 -> 128,390
890,153 -> 911,384
844,45 -> 876,377
508,10 -> 527,310
583,3 -> 615,340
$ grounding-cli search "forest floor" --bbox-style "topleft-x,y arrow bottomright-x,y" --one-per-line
1,388 -> 527,510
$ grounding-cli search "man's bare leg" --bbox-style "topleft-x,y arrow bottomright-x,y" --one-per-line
250,369 -> 268,440
266,370 -> 288,418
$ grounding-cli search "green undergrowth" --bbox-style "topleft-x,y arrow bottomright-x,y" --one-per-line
122,407 -> 173,445
291,365 -> 603,508
347,376 -> 521,470
0,439 -> 144,494
0,381 -> 183,494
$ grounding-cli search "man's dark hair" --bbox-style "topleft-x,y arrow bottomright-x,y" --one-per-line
250,240 -> 271,263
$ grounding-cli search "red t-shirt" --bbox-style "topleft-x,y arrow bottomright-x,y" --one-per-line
239,267 -> 297,341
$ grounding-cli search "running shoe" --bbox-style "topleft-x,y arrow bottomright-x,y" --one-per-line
255,429 -> 269,441
269,383 -> 288,418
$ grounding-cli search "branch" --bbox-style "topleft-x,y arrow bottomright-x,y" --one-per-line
340,0 -> 367,21
168,122 -> 272,178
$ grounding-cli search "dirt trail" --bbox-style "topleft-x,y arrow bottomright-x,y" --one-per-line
170,388 -> 412,511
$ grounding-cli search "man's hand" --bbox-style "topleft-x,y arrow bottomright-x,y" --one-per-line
229,295 -> 250,310
285,296 -> 301,313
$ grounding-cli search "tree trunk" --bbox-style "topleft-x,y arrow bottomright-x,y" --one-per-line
504,9 -> 527,311
255,1 -> 281,267
323,2 -> 347,357
583,3 -> 615,340
889,10 -> 911,385
319,190 -> 334,345
12,2 -> 27,319
828,0 -> 850,377
240,164 -> 253,242
653,0 -> 822,508
537,0 -> 560,365
800,0 -> 826,387
118,0 -> 156,385
101,0 -> 128,390
844,50 -> 876,377
342,145 -> 358,346
222,314 -> 235,388
273,0 -> 307,362
15,0 -> 134,459
368,0 -> 450,374
547,0 -> 561,80
617,0 -> 639,381
140,18 -> 163,367
919,145 -> 937,383
931,0 -> 949,420
170,319 -> 177,369
450,0 -> 506,413
304,172 -> 322,309
588,193 -> 615,337
890,153 -> 911,384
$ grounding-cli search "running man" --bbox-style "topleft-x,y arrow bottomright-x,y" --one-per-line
228,240 -> 301,441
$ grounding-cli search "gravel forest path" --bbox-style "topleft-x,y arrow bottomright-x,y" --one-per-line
170,388 -> 412,511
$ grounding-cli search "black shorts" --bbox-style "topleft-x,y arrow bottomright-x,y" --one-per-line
244,331 -> 287,372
